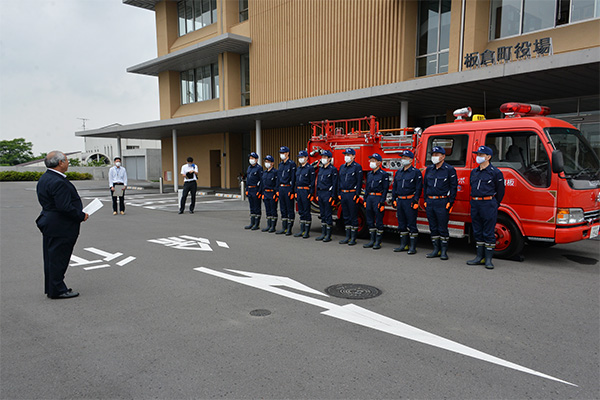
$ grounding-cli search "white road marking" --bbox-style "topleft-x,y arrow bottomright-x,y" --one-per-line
116,256 -> 136,266
195,268 -> 576,387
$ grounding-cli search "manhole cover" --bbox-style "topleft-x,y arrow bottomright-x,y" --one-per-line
249,309 -> 272,317
325,284 -> 382,299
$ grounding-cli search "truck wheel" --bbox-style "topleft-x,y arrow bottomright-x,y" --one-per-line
357,207 -> 368,238
495,214 -> 524,259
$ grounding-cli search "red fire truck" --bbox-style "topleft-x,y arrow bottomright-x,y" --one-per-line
306,103 -> 600,259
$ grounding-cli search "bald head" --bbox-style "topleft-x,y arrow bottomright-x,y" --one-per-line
45,151 -> 68,172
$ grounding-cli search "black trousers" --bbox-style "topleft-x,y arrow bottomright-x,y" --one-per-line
180,180 -> 197,212
43,235 -> 77,297
111,183 -> 125,212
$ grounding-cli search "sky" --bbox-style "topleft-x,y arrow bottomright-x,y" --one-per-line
0,0 -> 159,155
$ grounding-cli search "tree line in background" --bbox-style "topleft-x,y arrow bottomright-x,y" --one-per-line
0,138 -> 105,167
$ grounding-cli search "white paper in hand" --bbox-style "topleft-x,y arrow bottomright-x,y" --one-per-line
83,198 -> 103,215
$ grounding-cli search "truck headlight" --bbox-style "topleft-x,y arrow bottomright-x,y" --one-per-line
557,208 -> 585,224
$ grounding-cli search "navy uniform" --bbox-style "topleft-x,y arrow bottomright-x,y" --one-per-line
423,146 -> 458,260
244,152 -> 263,230
260,155 -> 279,233
315,150 -> 338,242
294,150 -> 316,239
337,148 -> 363,246
276,146 -> 297,235
467,146 -> 505,269
391,150 -> 422,254
363,153 -> 389,250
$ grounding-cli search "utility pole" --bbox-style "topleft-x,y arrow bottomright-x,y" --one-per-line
76,117 -> 89,131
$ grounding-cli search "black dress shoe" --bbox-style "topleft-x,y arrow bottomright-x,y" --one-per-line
189,210 -> 194,214
50,291 -> 79,299
178,211 -> 183,214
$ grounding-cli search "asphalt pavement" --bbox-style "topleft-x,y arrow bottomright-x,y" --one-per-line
1,180 -> 599,399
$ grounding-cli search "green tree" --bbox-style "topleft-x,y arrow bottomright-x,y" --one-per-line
68,158 -> 81,166
0,138 -> 35,165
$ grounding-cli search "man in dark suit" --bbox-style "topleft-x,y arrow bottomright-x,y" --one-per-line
36,151 -> 88,299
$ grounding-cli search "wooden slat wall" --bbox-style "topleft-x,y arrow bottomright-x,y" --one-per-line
250,125 -> 312,162
249,0 -> 403,105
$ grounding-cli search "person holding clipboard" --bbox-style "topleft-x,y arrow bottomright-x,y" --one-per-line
109,157 -> 128,215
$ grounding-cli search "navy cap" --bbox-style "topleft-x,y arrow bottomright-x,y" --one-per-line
400,150 -> 414,158
369,153 -> 382,161
473,145 -> 493,156
279,146 -> 290,153
249,152 -> 259,159
298,150 -> 308,157
264,155 -> 274,162
431,146 -> 446,155
342,148 -> 356,155
321,150 -> 332,157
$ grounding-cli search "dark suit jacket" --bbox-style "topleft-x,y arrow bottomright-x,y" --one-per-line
36,170 -> 86,238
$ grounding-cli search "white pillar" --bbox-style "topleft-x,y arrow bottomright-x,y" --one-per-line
172,129 -> 178,193
400,101 -> 408,129
116,135 -> 122,159
255,119 -> 262,159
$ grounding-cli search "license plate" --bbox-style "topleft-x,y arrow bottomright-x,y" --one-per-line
591,225 -> 600,239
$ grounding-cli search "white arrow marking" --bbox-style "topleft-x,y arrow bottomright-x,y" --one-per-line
195,267 -> 576,387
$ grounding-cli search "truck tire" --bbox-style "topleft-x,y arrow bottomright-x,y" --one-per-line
357,207 -> 368,238
495,213 -> 524,259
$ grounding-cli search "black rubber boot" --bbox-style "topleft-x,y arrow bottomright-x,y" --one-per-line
426,237 -> 441,258
323,225 -> 332,242
363,229 -> 376,248
394,233 -> 409,252
484,245 -> 495,269
268,218 -> 277,233
285,220 -> 294,236
348,227 -> 358,246
251,216 -> 261,230
315,225 -> 326,241
261,218 -> 272,232
245,216 -> 255,230
303,223 -> 311,239
276,219 -> 287,235
467,244 -> 485,265
339,228 -> 351,244
372,230 -> 383,250
440,238 -> 449,260
407,234 -> 418,255
294,222 -> 305,237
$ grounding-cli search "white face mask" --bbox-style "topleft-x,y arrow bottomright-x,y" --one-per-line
476,156 -> 487,164
344,155 -> 352,163
115,162 -> 121,167
400,159 -> 411,166
264,162 -> 272,168
280,154 -> 286,160
431,156 -> 441,164
249,159 -> 256,165
321,158 -> 328,165
369,161 -> 377,170
298,157 -> 306,164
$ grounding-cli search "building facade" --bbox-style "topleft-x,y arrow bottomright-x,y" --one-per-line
79,0 -> 600,190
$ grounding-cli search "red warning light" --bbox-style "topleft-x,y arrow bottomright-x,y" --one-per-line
500,102 -> 551,117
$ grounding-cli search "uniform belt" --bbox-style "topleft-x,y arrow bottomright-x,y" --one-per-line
369,192 -> 383,195
264,189 -> 274,192
280,184 -> 291,187
341,189 -> 355,193
297,186 -> 310,190
471,196 -> 493,200
398,194 -> 414,199
427,195 -> 448,199
248,185 -> 257,188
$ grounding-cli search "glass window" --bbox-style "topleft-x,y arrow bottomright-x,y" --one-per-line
491,0 -> 521,39
180,63 -> 219,104
523,0 -> 555,33
571,0 -> 600,21
416,0 -> 451,77
486,132 -> 550,187
177,0 -> 217,36
239,0 -> 249,22
427,135 -> 469,167
240,53 -> 250,106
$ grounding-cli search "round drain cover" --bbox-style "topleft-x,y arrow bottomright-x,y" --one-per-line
249,309 -> 272,317
325,284 -> 382,299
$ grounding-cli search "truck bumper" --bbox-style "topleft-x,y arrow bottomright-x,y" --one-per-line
555,223 -> 600,243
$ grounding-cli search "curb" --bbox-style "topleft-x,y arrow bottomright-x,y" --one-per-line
215,193 -> 242,199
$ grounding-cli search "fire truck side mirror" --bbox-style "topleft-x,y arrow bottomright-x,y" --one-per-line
551,149 -> 564,174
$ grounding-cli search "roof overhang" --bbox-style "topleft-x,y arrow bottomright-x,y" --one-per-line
78,47 -> 600,141
128,33 -> 252,76
122,0 -> 162,11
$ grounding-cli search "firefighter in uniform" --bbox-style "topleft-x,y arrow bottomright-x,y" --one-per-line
363,153 -> 389,250
294,150 -> 316,239
315,150 -> 338,242
276,146 -> 297,235
260,155 -> 278,233
244,152 -> 263,230
423,146 -> 458,260
392,150 -> 422,254
337,148 -> 363,246
467,145 -> 505,269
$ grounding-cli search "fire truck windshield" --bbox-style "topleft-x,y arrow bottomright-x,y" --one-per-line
546,128 -> 600,180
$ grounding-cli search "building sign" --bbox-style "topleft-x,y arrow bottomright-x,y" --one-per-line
464,37 -> 552,69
